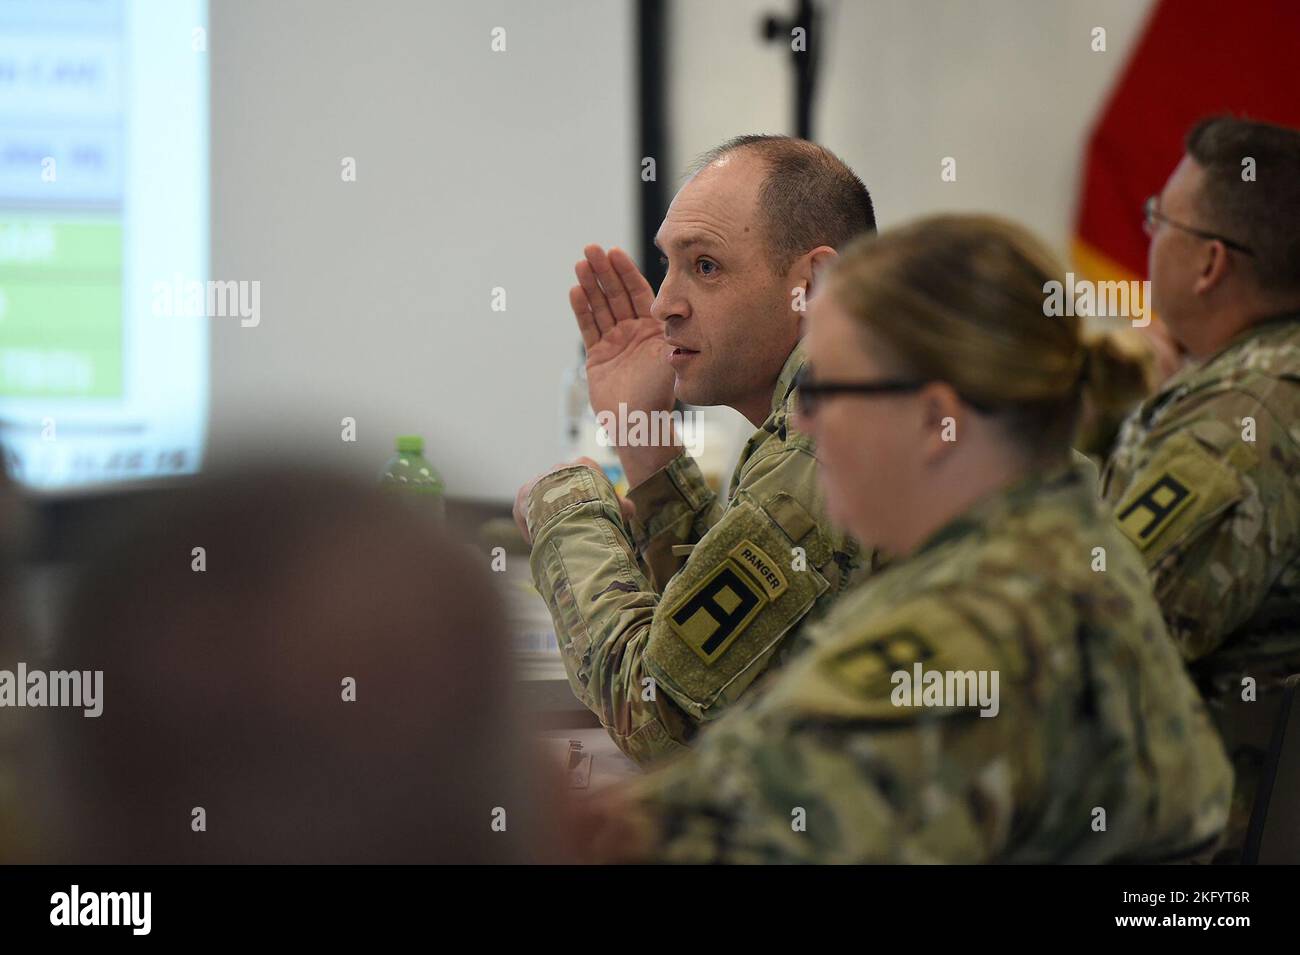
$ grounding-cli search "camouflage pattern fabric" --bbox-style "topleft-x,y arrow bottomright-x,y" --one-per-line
525,343 -> 867,766
592,461 -> 1231,863
1101,311 -> 1300,859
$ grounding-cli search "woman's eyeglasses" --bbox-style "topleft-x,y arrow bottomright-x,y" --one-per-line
793,366 -> 994,417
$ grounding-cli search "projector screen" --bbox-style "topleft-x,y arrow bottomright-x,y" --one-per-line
0,0 -> 208,493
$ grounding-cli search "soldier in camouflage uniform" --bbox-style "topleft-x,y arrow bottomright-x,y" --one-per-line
524,344 -> 866,764
1100,117 -> 1300,860
583,215 -> 1232,863
514,137 -> 877,765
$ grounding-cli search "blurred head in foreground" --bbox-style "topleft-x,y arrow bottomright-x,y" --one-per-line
0,462 -> 30,861
27,467 -> 559,863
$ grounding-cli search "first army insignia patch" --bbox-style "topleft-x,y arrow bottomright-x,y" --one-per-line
1116,470 -> 1196,548
667,540 -> 789,665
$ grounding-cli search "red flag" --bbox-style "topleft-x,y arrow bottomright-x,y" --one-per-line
1074,0 -> 1300,305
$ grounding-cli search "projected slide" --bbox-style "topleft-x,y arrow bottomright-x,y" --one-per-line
0,0 -> 207,491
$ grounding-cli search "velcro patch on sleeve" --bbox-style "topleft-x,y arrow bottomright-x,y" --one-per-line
646,499 -> 830,717
666,539 -> 786,665
1116,471 -> 1197,547
780,598 -> 1011,722
1111,430 -> 1247,562
822,627 -> 934,699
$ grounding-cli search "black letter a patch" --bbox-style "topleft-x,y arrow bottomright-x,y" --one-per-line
667,539 -> 788,665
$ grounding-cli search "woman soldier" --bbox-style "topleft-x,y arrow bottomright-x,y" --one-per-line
584,214 -> 1232,863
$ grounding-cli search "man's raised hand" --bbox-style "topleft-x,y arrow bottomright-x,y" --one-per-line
570,245 -> 676,422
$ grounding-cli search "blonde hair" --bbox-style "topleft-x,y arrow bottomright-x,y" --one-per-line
828,214 -> 1112,455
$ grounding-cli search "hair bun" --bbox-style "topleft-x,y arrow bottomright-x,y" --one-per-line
1080,331 -> 1157,411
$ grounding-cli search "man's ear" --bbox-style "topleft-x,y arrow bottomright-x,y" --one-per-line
805,246 -> 839,293
917,382 -> 965,465
790,247 -> 839,334
1194,241 -> 1233,296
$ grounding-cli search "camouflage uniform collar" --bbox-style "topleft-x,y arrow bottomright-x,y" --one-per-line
1148,308 -> 1300,407
723,342 -> 809,503
771,341 -> 808,418
1196,308 -> 1300,377
910,457 -> 1084,559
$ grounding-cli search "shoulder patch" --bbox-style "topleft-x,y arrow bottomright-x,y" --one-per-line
822,627 -> 934,698
781,595 -> 1011,723
1112,430 -> 1247,561
666,539 -> 786,665
1116,471 -> 1197,547
645,497 -> 831,716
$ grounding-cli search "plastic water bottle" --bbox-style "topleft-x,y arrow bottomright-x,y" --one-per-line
379,435 -> 445,520
560,342 -> 627,495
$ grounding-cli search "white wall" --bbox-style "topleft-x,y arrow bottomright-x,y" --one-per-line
207,0 -> 636,499
670,0 -> 1155,251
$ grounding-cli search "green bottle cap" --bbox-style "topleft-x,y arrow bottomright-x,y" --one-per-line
396,435 -> 424,453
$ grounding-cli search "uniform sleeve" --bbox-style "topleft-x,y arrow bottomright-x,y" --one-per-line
593,598 -> 1030,864
624,453 -> 723,592
526,465 -> 692,763
526,443 -> 848,766
1103,385 -> 1300,660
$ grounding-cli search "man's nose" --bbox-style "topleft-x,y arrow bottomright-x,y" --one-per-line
650,275 -> 687,324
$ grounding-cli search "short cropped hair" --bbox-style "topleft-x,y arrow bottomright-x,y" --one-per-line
1185,115 -> 1300,296
689,134 -> 876,274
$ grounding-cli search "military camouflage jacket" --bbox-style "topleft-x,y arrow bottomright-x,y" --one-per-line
600,462 -> 1231,863
1100,313 -> 1300,856
525,344 -> 865,765
1101,313 -> 1300,706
